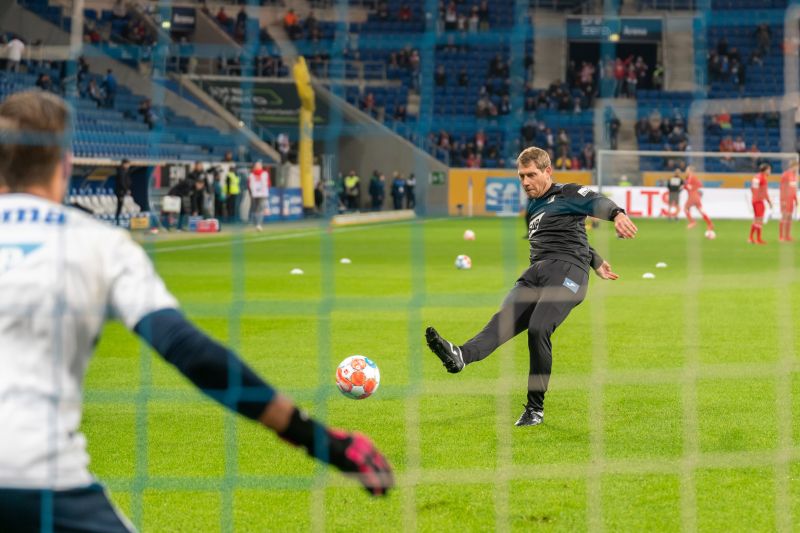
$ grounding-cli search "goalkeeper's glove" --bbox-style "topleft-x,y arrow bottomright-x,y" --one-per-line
279,408 -> 394,496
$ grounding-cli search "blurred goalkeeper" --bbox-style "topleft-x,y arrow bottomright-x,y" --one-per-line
426,146 -> 637,427
0,91 -> 393,533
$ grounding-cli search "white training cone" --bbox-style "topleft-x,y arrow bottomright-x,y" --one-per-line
642,272 -> 655,279
340,258 -> 352,264
656,262 -> 668,268
290,268 -> 304,275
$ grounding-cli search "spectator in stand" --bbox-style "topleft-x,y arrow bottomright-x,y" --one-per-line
435,65 -> 446,87
499,95 -> 511,115
465,151 -> 480,168
652,63 -> 664,90
458,68 -> 468,86
732,135 -> 746,153
755,23 -> 771,57
613,58 -> 626,97
86,79 -> 103,107
216,6 -> 229,24
361,92 -> 376,117
554,146 -> 575,170
468,7 -> 479,33
634,56 -> 648,90
475,94 -> 491,118
717,37 -> 729,57
112,0 -> 127,19
393,105 -> 407,122
579,143 -> 595,169
765,100 -> 780,128
35,73 -> 52,92
579,61 -> 595,96
719,135 -> 734,160
399,4 -> 412,22
715,108 -> 732,130
478,0 -> 490,31
475,129 -> 486,153
368,171 -> 385,211
521,119 -> 536,145
77,56 -> 89,85
5,36 -> 24,73
607,109 -> 621,150
283,9 -> 300,40
237,7 -> 248,28
443,2 -> 457,31
556,128 -> 570,151
101,69 -> 117,108
488,54 -> 508,78
377,2 -> 390,20
625,63 -> 638,97
138,98 -> 157,130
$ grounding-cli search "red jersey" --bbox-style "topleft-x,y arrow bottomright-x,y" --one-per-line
684,174 -> 702,201
780,170 -> 797,203
751,172 -> 769,202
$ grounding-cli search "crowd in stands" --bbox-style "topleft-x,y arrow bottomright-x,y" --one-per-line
566,55 -> 663,101
707,23 -> 773,92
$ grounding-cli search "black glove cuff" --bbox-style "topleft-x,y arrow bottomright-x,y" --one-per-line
609,207 -> 625,221
278,408 -> 322,452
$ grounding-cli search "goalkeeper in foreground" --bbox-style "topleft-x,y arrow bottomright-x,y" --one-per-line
426,146 -> 638,426
0,91 -> 393,532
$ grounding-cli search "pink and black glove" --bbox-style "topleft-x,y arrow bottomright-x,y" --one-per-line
279,408 -> 394,496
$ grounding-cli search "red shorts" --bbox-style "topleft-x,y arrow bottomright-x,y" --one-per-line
781,201 -> 796,215
685,198 -> 702,209
752,201 -> 766,218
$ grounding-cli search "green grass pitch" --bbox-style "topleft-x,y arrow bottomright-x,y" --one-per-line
83,217 -> 800,532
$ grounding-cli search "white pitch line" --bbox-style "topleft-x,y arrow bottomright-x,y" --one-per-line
147,218 -> 434,254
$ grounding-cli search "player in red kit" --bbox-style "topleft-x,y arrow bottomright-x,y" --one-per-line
779,160 -> 798,241
683,166 -> 714,231
749,163 -> 773,244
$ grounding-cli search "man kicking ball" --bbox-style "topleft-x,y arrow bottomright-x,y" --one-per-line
425,146 -> 637,427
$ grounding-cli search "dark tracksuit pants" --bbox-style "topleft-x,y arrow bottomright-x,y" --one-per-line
460,259 -> 589,411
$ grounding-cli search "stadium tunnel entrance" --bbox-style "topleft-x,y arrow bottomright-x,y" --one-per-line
568,42 -> 660,90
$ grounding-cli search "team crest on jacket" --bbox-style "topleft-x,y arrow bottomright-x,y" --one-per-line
528,212 -> 544,238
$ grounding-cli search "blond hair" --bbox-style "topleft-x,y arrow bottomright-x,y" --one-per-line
517,146 -> 551,170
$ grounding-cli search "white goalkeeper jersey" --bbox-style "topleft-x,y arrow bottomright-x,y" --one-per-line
0,194 -> 177,489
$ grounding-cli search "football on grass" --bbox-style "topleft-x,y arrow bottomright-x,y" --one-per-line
455,254 -> 472,269
336,355 -> 380,400
705,229 -> 716,240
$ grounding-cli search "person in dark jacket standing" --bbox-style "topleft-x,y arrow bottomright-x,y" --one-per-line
368,171 -> 385,211
390,172 -> 406,210
114,159 -> 131,226
405,173 -> 416,209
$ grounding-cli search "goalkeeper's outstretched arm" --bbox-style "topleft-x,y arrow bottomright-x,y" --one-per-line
134,308 -> 394,496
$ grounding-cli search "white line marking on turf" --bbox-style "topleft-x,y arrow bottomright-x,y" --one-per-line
148,218 -> 431,254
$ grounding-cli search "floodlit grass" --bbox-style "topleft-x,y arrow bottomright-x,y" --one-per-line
82,217 -> 800,531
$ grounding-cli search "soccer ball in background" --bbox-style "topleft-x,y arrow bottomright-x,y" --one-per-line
455,254 -> 472,270
705,230 -> 716,240
336,355 -> 380,400
463,229 -> 476,240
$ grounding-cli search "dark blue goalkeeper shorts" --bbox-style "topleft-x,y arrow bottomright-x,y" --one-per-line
0,483 -> 134,533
